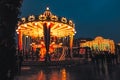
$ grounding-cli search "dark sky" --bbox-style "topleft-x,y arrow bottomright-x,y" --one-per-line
21,0 -> 120,43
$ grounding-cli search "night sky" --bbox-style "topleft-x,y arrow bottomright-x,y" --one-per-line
20,0 -> 120,43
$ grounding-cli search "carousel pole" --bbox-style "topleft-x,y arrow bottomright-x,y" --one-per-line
43,23 -> 51,62
69,35 -> 74,59
18,30 -> 23,51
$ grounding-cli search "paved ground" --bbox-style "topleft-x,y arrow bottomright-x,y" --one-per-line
14,61 -> 120,80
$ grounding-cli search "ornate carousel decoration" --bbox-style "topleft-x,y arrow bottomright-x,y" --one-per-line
16,7 -> 76,61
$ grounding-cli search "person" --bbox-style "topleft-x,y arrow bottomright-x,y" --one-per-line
114,53 -> 118,64
45,52 -> 51,62
35,48 -> 40,61
25,50 -> 28,61
18,50 -> 23,74
31,47 -> 34,60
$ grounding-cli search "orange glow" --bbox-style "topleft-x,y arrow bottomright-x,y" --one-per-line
80,36 -> 115,53
17,21 -> 75,38
61,68 -> 67,80
31,41 -> 62,58
37,71 -> 45,80
16,7 -> 76,59
18,31 -> 22,50
17,7 -> 75,38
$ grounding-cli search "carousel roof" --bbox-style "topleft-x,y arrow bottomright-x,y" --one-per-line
16,7 -> 76,38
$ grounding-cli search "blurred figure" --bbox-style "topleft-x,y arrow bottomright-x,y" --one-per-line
18,50 -> 23,74
35,48 -> 40,61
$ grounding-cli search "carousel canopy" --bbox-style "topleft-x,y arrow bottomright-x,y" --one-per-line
16,7 -> 76,38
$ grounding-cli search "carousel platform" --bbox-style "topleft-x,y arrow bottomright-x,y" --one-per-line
22,58 -> 89,67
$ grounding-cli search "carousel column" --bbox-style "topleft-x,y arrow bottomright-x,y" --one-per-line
18,31 -> 23,51
70,35 -> 73,59
43,23 -> 51,62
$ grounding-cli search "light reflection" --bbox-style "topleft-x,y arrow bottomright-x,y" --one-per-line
16,64 -> 113,80
37,70 -> 46,80
37,68 -> 67,80
49,71 -> 59,80
61,68 -> 67,80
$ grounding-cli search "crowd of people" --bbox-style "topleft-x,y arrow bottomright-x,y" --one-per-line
89,51 -> 119,65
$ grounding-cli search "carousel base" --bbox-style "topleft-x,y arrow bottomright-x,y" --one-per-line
22,58 -> 87,67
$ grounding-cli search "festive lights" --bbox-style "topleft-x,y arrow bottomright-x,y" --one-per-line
80,36 -> 115,54
16,7 -> 76,59
16,7 -> 76,38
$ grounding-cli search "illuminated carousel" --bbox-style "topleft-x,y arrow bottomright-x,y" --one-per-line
16,7 -> 76,61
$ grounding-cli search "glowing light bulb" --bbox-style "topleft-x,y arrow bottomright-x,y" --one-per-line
46,7 -> 49,10
24,24 -> 27,27
35,23 -> 37,25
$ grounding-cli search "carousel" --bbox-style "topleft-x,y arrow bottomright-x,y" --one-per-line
16,7 -> 76,61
